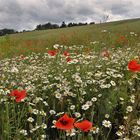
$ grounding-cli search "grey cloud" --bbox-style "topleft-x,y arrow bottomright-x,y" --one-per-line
111,2 -> 132,15
0,0 -> 139,31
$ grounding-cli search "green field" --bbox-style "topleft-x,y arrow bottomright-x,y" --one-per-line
0,18 -> 140,59
0,18 -> 140,140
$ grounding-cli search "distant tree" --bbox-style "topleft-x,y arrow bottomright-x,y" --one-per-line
0,28 -> 16,36
35,22 -> 59,30
60,21 -> 67,28
52,24 -> 59,29
36,24 -> 42,30
42,23 -> 51,29
35,21 -> 94,31
72,23 -> 78,26
78,22 -> 83,26
68,22 -> 73,27
90,22 -> 95,25
78,22 -> 88,26
68,22 -> 89,27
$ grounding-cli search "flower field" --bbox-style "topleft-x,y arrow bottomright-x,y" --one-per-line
0,31 -> 140,140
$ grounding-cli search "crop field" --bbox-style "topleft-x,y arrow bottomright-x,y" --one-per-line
0,19 -> 140,140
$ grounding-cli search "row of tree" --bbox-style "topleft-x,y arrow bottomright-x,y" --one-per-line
0,29 -> 17,36
35,21 -> 95,30
0,21 -> 95,36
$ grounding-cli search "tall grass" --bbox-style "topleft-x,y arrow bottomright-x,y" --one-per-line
0,18 -> 140,59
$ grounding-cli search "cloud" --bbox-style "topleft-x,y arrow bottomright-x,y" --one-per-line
0,0 -> 139,31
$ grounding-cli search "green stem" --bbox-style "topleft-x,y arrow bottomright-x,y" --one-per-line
105,127 -> 112,140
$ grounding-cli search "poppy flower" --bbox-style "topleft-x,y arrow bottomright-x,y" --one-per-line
128,60 -> 140,72
63,51 -> 70,57
10,89 -> 27,103
74,120 -> 92,132
48,50 -> 57,56
119,35 -> 128,44
55,114 -> 75,130
66,57 -> 72,62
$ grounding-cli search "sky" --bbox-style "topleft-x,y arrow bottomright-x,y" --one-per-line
0,0 -> 140,31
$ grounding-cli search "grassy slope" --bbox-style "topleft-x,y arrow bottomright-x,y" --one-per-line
0,18 -> 140,59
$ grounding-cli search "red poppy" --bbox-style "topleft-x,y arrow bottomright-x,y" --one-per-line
115,40 -> 121,44
128,60 -> 140,72
63,51 -> 70,57
55,114 -> 75,130
10,89 -> 27,103
48,50 -> 57,56
119,35 -> 128,44
74,120 -> 92,132
66,57 -> 72,62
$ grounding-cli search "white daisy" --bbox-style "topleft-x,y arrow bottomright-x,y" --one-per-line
102,120 -> 112,128
82,104 -> 89,110
126,106 -> 133,113
27,117 -> 34,122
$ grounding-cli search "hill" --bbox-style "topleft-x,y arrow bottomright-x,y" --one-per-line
0,18 -> 140,59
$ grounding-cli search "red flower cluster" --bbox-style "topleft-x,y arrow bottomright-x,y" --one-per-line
113,35 -> 128,48
66,57 -> 72,62
128,60 -> 140,72
10,89 -> 27,103
119,35 -> 128,44
63,51 -> 72,62
48,50 -> 72,62
48,50 -> 57,56
55,114 -> 93,132
63,51 -> 70,57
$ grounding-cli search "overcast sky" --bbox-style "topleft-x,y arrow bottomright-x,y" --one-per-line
0,0 -> 140,31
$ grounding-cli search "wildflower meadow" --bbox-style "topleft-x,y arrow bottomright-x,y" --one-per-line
0,28 -> 140,140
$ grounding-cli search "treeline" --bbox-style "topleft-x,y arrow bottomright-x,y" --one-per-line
0,29 -> 17,36
35,21 -> 95,30
0,21 -> 95,36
